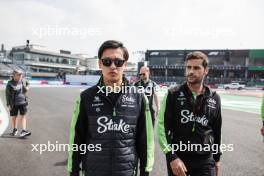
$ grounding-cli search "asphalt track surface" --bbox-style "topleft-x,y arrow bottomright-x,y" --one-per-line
0,87 -> 263,176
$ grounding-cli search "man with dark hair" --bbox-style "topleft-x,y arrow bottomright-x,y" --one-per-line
98,40 -> 129,61
68,40 -> 154,176
6,69 -> 31,137
157,51 -> 222,176
134,66 -> 160,127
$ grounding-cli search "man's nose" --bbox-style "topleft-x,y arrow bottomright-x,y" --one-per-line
109,62 -> 117,69
188,68 -> 194,73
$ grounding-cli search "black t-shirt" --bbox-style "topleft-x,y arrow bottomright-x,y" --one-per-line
9,80 -> 27,105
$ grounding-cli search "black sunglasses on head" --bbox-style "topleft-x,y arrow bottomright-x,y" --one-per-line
101,58 -> 125,67
139,73 -> 146,76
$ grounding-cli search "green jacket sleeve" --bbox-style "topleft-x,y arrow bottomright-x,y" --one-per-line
68,94 -> 87,175
157,90 -> 178,163
136,94 -> 155,176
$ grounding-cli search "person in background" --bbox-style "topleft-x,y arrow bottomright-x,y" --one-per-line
134,66 -> 160,127
6,69 -> 31,137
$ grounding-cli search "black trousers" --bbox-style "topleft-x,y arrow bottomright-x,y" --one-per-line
167,155 -> 216,176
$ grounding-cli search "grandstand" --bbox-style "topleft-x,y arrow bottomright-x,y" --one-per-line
145,49 -> 264,85
0,40 -> 92,79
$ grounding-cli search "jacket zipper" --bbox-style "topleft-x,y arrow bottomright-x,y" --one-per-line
99,93 -> 122,175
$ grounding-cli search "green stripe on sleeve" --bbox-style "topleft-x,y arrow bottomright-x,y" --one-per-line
67,97 -> 81,172
157,92 -> 172,154
143,95 -> 155,172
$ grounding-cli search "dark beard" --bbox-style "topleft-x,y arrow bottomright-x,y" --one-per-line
187,76 -> 203,85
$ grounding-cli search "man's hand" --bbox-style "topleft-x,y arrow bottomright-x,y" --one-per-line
215,161 -> 220,176
7,105 -> 11,111
170,158 -> 187,176
261,126 -> 264,136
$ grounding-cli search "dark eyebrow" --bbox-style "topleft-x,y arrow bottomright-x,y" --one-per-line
194,66 -> 201,68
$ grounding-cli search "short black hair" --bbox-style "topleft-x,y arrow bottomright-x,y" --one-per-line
98,40 -> 129,61
185,51 -> 209,68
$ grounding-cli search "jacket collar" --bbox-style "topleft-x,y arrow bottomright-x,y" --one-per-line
181,82 -> 214,98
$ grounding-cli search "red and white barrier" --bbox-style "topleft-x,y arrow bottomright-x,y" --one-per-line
0,79 -> 89,86
40,80 -> 48,85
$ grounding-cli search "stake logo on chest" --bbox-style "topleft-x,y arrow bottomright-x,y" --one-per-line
97,116 -> 130,133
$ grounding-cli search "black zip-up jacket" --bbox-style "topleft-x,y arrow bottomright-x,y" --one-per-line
157,83 -> 222,164
5,79 -> 29,108
68,77 -> 154,176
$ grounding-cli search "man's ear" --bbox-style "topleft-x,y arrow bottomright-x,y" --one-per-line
204,67 -> 209,76
123,61 -> 128,71
98,59 -> 102,69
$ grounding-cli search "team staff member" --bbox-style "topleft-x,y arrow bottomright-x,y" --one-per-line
134,66 -> 160,127
68,40 -> 154,176
157,51 -> 222,176
6,69 -> 31,137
